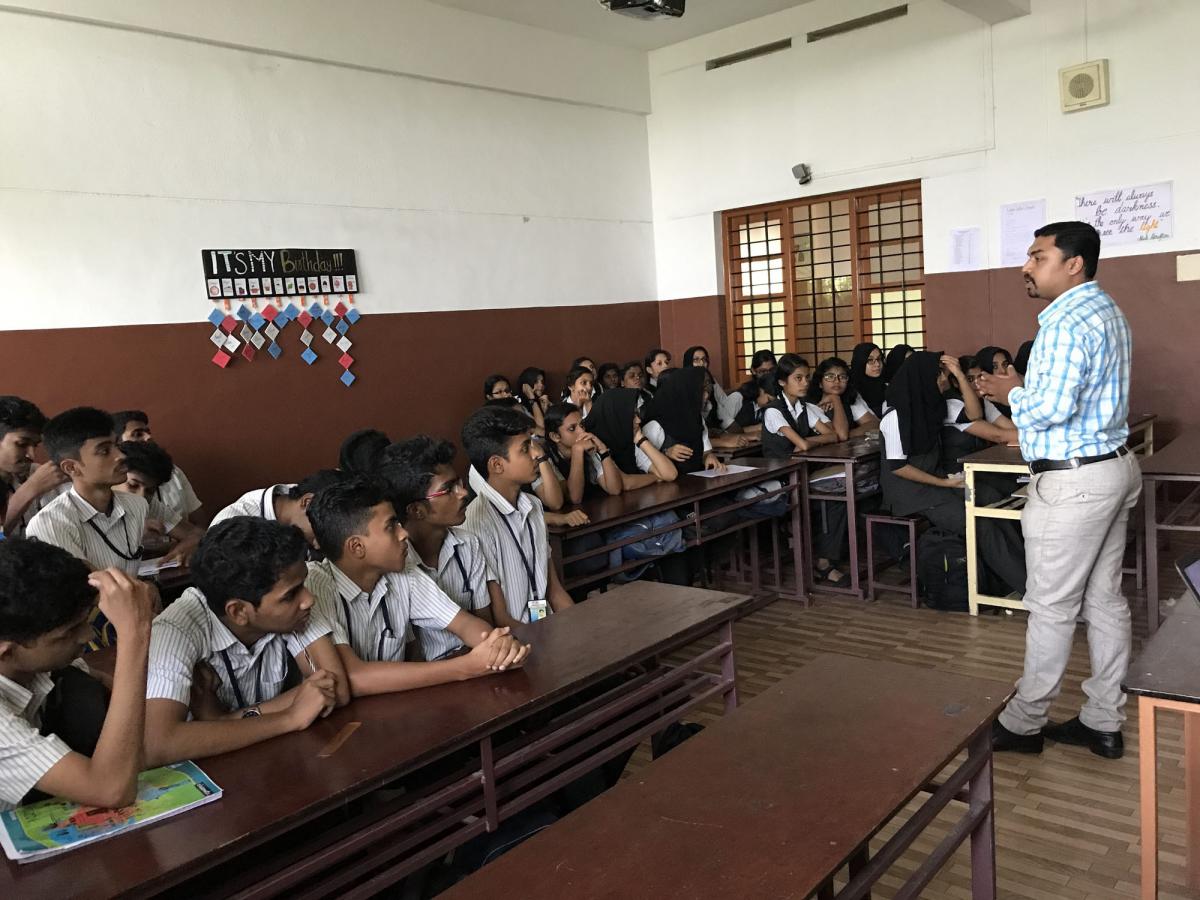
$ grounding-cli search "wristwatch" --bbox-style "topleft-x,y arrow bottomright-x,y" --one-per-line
598,450 -> 612,461
241,705 -> 262,719
635,436 -> 649,447
533,455 -> 549,466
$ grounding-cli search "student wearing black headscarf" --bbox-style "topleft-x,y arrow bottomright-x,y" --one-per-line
683,345 -> 743,432
974,345 -> 1015,416
882,343 -> 914,383
880,352 -> 1026,596
640,367 -> 725,475
584,388 -> 677,490
849,342 -> 887,418
1012,340 -> 1034,377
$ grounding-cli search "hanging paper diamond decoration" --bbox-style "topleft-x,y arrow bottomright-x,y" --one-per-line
207,309 -> 225,328
338,352 -> 353,368
222,334 -> 240,353
336,336 -> 352,352
264,323 -> 279,341
250,331 -> 266,349
248,312 -> 266,331
322,327 -> 337,344
236,305 -> 252,321
308,303 -> 323,318
300,330 -> 314,346
301,348 -> 318,365
211,350 -> 232,369
239,323 -> 254,342
345,308 -> 361,325
209,330 -> 226,348
267,341 -> 283,359
335,319 -> 349,335
221,315 -> 238,334
334,301 -> 348,316
261,305 -> 278,322
297,311 -> 313,328
320,310 -> 335,326
340,370 -> 356,387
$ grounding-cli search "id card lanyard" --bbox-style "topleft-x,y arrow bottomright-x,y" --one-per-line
449,543 -> 473,607
341,594 -> 396,661
499,513 -> 542,603
218,646 -> 284,709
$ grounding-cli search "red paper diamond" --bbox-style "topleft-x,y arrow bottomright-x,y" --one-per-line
220,315 -> 237,334
261,305 -> 278,321
211,350 -> 232,369
297,311 -> 313,327
241,345 -> 256,361
338,353 -> 354,368
334,301 -> 348,316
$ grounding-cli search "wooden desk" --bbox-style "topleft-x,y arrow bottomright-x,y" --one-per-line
548,457 -> 810,603
1123,608 -> 1200,898
443,654 -> 1010,900
1141,430 -> 1200,634
0,583 -> 752,899
961,413 -> 1157,617
796,436 -> 883,600
712,437 -> 762,461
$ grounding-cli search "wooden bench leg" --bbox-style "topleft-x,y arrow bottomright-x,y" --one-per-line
907,519 -> 919,609
1140,697 -> 1158,900
866,517 -> 877,603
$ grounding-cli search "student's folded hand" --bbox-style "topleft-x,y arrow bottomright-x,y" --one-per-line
562,509 -> 589,527
289,670 -> 338,728
468,628 -> 531,675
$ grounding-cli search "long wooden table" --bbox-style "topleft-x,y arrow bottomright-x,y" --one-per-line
1123,606 -> 1200,898
1141,430 -> 1200,634
0,583 -> 753,899
443,654 -> 1010,900
961,413 -> 1156,616
547,456 -> 810,603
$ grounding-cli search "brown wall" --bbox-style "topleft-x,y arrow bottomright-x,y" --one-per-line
657,295 -> 729,383
0,301 -> 660,515
925,249 -> 1200,444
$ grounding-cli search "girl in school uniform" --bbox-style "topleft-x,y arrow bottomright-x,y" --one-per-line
542,403 -> 623,504
808,357 -> 880,436
973,346 -> 1015,417
760,353 -> 850,585
570,357 -> 597,377
596,363 -> 621,393
483,374 -> 513,401
563,366 -> 595,419
731,372 -> 776,436
638,367 -> 725,475
882,344 -> 914,384
585,389 -> 678,490
683,345 -> 742,430
849,342 -> 887,418
516,366 -> 551,432
750,349 -> 778,378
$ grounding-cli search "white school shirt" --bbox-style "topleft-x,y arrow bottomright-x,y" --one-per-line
848,395 -> 873,423
411,529 -> 493,660
463,466 -> 549,623
633,420 -> 715,474
881,409 -> 906,461
158,466 -> 202,522
944,397 -> 1005,432
0,660 -> 88,811
146,588 -> 331,711
307,558 -> 462,663
763,397 -> 831,436
27,488 -> 149,576
209,484 -> 295,527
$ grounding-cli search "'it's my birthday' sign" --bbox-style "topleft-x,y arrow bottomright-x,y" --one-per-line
202,248 -> 360,300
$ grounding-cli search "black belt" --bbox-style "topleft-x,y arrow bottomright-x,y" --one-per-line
1029,445 -> 1128,475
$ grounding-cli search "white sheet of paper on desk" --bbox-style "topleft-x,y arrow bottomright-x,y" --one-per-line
137,559 -> 182,577
690,465 -> 758,478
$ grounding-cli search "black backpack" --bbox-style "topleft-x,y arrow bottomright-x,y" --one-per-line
917,528 -> 969,612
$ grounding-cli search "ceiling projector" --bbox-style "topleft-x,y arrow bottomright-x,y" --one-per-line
599,0 -> 685,20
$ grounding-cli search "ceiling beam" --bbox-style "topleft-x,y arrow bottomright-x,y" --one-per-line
940,0 -> 1031,25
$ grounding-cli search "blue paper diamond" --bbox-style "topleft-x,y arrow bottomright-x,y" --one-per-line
340,369 -> 356,387
249,312 -> 266,330
236,305 -> 251,321
320,310 -> 335,326
345,308 -> 361,325
335,319 -> 350,335
308,303 -> 323,317
283,303 -> 300,319
275,312 -> 290,327
267,341 -> 283,359
301,348 -> 318,366
207,309 -> 225,327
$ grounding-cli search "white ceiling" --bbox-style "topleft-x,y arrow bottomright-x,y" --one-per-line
427,0 -> 815,51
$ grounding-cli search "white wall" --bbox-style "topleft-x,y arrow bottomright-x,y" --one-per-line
0,1 -> 655,329
647,0 -> 1200,299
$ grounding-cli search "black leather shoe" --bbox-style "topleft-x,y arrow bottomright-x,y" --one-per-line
1043,717 -> 1123,759
991,719 -> 1043,754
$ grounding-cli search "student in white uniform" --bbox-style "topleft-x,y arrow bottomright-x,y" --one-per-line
143,517 -> 345,766
209,469 -> 344,548
542,402 -> 626,504
0,396 -> 67,538
112,411 -> 204,528
808,357 -> 880,437
114,440 -> 202,565
305,477 -> 528,690
563,366 -> 595,420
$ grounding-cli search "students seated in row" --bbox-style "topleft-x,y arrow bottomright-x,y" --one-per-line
683,345 -> 741,430
305,477 -> 529,689
209,469 -> 345,549
112,410 -> 204,529
879,352 -> 1025,596
542,402 -> 624,505
0,541 -> 154,811
808,357 -> 879,436
515,367 -> 550,432
749,348 -> 778,378
338,428 -> 391,475
848,343 -> 887,418
462,405 -> 575,626
973,345 -> 1015,416
643,348 -> 671,396
484,374 -> 513,403
882,344 -> 913,383
563,365 -> 594,419
596,363 -> 621,393
115,441 -> 200,564
143,518 -> 345,766
0,395 -> 64,537
639,367 -> 725,474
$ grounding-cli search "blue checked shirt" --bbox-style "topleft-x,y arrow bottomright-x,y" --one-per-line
1010,280 -> 1131,462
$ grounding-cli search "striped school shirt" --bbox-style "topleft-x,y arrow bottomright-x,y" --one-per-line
463,465 -> 549,624
146,589 -> 331,711
157,466 -> 202,523
410,528 -> 493,660
306,558 -> 461,663
209,484 -> 295,527
0,660 -> 88,811
27,487 -> 148,576
1009,280 -> 1131,461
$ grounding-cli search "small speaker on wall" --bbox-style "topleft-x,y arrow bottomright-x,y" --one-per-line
1059,59 -> 1110,113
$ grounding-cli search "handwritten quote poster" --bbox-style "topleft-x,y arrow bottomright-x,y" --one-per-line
1074,182 -> 1172,245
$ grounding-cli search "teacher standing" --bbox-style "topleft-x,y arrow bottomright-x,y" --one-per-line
980,221 -> 1140,760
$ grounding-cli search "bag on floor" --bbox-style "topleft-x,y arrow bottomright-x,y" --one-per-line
606,511 -> 685,563
917,528 -> 969,612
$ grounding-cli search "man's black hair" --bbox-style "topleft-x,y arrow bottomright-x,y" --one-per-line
378,436 -> 456,524
461,405 -> 530,476
110,410 -> 149,438
338,429 -> 390,475
117,440 -> 174,488
0,396 -> 48,440
1034,221 -> 1101,279
286,469 -> 345,501
0,539 -> 96,644
306,476 -> 392,560
191,517 -> 308,615
43,407 -> 115,464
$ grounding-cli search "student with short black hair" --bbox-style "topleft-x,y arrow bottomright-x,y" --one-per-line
569,357 -> 597,377
749,349 -> 778,378
0,541 -> 155,811
112,410 -> 204,528
209,469 -> 345,548
0,395 -> 65,537
483,374 -> 513,402
114,440 -> 201,564
515,366 -> 551,432
338,428 -> 391,475
462,406 -> 575,627
562,366 -> 594,419
732,371 -> 776,435
306,476 -> 528,688
542,402 -> 625,505
643,348 -> 671,396
143,517 -> 345,766
808,356 -> 879,436
596,362 -> 620,393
